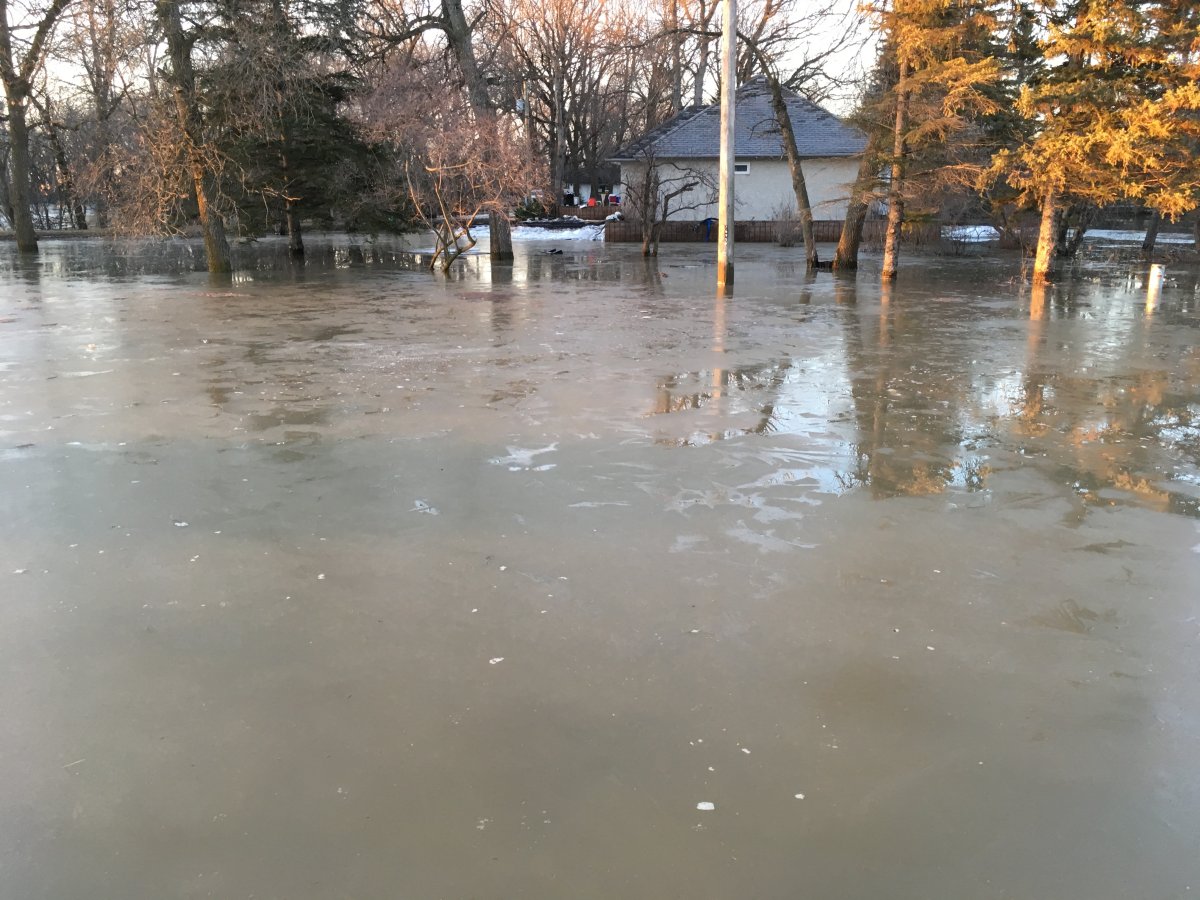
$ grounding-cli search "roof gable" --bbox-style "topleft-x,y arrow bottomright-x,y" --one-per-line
612,77 -> 866,161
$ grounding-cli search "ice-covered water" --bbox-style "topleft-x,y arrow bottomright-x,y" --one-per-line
2,235 -> 1199,899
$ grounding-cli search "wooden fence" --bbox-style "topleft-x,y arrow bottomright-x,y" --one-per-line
604,218 -> 947,245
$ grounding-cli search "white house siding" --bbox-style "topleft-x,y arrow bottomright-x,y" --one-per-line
618,157 -> 860,222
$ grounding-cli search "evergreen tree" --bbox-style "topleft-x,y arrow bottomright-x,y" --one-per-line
989,0 -> 1200,282
205,0 -> 408,253
864,0 -> 1001,281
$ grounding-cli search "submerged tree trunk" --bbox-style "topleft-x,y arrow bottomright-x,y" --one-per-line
1,0 -> 73,253
443,0 -> 512,262
489,209 -> 513,261
1058,205 -> 1091,258
1141,210 -> 1161,257
35,108 -> 88,231
551,81 -> 566,207
764,73 -> 816,269
93,119 -> 110,228
269,0 -> 302,259
4,99 -> 39,251
833,142 -> 878,271
880,60 -> 909,282
159,0 -> 230,272
641,219 -> 655,256
0,152 -> 14,227
188,153 -> 231,272
1033,188 -> 1059,284
1053,206 -> 1069,255
285,201 -> 303,256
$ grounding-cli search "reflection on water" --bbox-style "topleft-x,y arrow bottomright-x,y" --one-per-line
4,236 -> 1197,517
636,268 -> 1200,512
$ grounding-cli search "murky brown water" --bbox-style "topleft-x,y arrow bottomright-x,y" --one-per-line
3,236 -> 1200,899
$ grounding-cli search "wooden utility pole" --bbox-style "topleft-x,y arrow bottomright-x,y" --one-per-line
716,0 -> 737,287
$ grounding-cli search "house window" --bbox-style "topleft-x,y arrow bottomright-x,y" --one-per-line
734,163 -> 750,174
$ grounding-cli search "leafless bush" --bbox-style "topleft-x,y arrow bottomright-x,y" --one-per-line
772,201 -> 801,247
360,60 -> 545,271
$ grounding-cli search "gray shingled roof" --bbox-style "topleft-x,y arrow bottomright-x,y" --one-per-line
611,77 -> 866,161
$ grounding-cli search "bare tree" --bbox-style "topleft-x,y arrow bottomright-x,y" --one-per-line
0,0 -> 73,251
50,0 -> 141,228
407,114 -> 543,271
27,89 -> 86,228
363,0 -> 520,260
362,59 -> 543,272
622,147 -> 715,256
735,1 -> 865,269
155,0 -> 231,272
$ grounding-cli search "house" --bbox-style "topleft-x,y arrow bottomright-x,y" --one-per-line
610,77 -> 867,224
563,164 -> 621,207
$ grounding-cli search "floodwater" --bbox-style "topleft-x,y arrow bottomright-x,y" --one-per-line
2,235 -> 1199,899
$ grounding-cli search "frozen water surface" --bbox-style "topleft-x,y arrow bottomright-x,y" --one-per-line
2,235 -> 1200,898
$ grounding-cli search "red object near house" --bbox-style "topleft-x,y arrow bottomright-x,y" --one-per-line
587,197 -> 597,207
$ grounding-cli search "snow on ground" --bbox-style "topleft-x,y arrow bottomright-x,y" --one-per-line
943,225 -> 1000,242
1085,229 -> 1195,244
410,222 -> 604,255
473,223 -> 605,242
512,224 -> 605,241
942,224 -> 1195,245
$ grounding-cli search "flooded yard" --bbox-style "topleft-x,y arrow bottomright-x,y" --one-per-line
2,235 -> 1199,898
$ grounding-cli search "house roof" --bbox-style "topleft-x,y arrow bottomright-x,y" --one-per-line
611,77 -> 866,162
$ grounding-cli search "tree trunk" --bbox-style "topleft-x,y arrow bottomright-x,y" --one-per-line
765,73 -> 816,268
160,0 -> 230,273
285,201 -> 303,257
94,190 -> 109,229
834,129 -> 883,271
39,109 -> 87,230
442,0 -> 490,112
830,141 -> 878,271
2,0 -> 75,252
1060,206 -> 1091,258
881,60 -> 909,282
1141,210 -> 1160,257
189,154 -> 231,272
277,132 -> 303,257
0,153 -> 14,227
91,106 -> 112,228
489,207 -> 513,261
0,160 -> 13,229
669,0 -> 682,113
551,80 -> 566,206
4,98 -> 39,251
442,0 -> 515,262
269,0 -> 301,258
1032,188 -> 1059,284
